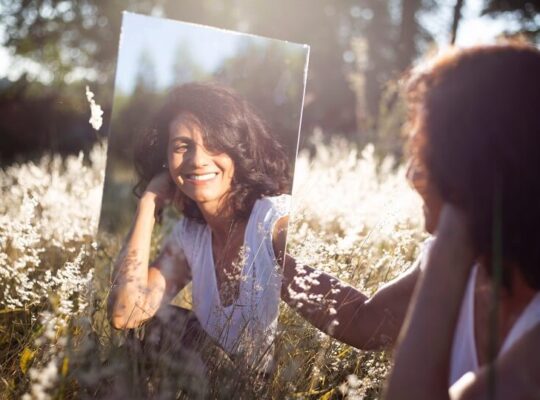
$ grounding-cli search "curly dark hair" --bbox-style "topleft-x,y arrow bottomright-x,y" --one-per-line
406,43 -> 540,289
133,82 -> 291,222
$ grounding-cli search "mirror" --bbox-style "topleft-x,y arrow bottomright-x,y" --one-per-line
97,11 -> 309,389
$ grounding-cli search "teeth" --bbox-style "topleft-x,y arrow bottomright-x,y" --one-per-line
187,173 -> 218,181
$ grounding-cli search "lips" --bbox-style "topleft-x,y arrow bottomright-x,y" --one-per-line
183,172 -> 219,183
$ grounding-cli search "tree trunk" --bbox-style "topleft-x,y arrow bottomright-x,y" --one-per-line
450,0 -> 465,45
398,0 -> 421,71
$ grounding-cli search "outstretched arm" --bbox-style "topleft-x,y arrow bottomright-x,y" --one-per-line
274,216 -> 421,350
108,173 -> 191,329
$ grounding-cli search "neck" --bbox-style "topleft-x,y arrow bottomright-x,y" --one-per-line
197,200 -> 236,242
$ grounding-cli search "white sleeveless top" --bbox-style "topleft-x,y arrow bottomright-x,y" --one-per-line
166,194 -> 290,368
449,265 -> 540,388
418,239 -> 540,392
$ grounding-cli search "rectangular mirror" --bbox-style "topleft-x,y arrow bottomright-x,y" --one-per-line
96,11 -> 309,392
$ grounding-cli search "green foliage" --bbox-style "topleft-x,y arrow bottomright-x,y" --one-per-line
0,0 -> 155,84
482,0 -> 540,40
0,76 -> 100,163
483,0 -> 540,18
0,0 -> 438,159
215,40 -> 307,161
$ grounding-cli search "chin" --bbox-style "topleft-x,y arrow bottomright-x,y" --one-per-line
191,192 -> 225,205
187,193 -> 214,204
425,222 -> 436,235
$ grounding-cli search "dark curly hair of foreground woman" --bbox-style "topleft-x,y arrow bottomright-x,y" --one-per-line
406,43 -> 540,290
133,82 -> 291,222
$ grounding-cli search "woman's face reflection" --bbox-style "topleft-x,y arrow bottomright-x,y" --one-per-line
167,115 -> 235,209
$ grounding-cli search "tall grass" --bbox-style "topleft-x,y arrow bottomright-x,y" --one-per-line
0,133 -> 426,399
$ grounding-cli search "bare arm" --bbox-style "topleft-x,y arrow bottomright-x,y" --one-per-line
381,206 -> 539,400
107,173 -> 191,329
385,205 -> 475,400
274,217 -> 421,350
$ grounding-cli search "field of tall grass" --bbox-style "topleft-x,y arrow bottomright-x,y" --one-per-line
0,132 -> 427,399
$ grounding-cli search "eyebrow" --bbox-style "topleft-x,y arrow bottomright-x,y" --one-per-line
169,136 -> 193,144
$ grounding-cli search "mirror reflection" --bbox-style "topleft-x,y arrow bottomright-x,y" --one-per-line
99,11 -> 309,386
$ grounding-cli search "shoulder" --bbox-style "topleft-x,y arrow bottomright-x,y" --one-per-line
272,215 -> 289,262
251,194 -> 291,237
256,193 -> 291,207
246,195 -> 290,261
259,195 -> 291,259
167,217 -> 207,252
253,194 -> 291,220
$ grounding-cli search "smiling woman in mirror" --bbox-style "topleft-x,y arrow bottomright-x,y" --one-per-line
107,82 -> 298,371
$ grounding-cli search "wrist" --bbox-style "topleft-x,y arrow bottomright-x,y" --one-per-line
139,192 -> 159,211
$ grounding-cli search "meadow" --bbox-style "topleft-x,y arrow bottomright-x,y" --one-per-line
0,132 -> 427,399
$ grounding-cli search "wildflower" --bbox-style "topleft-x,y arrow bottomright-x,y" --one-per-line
85,86 -> 104,130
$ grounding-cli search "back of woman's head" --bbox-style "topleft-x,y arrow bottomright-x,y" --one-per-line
407,43 -> 540,289
134,82 -> 291,221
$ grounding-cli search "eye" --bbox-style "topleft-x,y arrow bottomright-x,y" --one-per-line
173,143 -> 189,153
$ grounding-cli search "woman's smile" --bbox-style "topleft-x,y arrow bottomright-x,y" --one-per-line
167,114 -> 235,210
183,171 -> 220,184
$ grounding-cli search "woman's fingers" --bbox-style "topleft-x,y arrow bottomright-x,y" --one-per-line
436,204 -> 469,236
144,172 -> 177,209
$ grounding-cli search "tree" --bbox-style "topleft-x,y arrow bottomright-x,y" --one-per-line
0,0 -> 157,85
133,48 -> 158,94
216,40 -> 307,159
170,41 -> 208,85
450,0 -> 466,45
0,0 -> 436,159
482,0 -> 540,40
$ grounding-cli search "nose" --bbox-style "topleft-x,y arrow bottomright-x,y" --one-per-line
187,143 -> 211,167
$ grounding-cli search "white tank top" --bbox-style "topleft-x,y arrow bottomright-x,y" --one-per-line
449,265 -> 540,387
166,194 -> 290,368
419,238 -> 540,391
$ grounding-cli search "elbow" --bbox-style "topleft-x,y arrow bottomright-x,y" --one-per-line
110,315 -> 141,330
108,305 -> 145,329
107,294 -> 125,330
107,298 -> 144,330
107,305 -> 131,330
109,315 -> 127,330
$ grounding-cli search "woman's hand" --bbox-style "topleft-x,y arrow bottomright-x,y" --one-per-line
436,204 -> 471,245
142,171 -> 177,212
385,203 -> 476,400
428,203 -> 476,275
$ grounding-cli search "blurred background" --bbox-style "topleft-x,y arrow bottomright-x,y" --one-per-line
0,0 -> 538,165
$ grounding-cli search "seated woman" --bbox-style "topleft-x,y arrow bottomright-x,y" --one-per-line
384,43 -> 540,399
